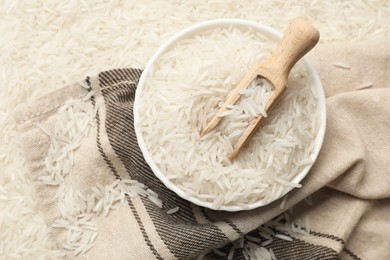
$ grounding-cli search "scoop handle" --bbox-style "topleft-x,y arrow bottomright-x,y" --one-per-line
269,17 -> 320,81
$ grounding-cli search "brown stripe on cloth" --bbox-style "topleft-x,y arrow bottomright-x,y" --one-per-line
86,77 -> 121,180
269,237 -> 339,260
127,196 -> 164,260
141,197 -> 229,258
85,76 -> 165,259
86,75 -> 177,259
191,205 -> 243,247
97,68 -> 230,258
206,243 -> 246,260
308,231 -> 361,260
99,69 -> 199,221
205,228 -> 340,260
200,207 -> 244,238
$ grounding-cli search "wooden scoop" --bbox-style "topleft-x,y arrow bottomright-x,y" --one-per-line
201,17 -> 320,161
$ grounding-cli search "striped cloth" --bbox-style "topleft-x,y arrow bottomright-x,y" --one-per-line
15,40 -> 390,259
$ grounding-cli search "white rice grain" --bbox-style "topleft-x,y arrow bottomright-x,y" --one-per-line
166,207 -> 180,214
212,248 -> 226,257
332,61 -> 351,69
246,235 -> 262,243
279,194 -> 288,210
355,81 -> 374,90
40,95 -> 162,256
227,246 -> 235,260
275,234 -> 293,242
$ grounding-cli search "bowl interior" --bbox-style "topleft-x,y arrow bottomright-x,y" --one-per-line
134,19 -> 326,211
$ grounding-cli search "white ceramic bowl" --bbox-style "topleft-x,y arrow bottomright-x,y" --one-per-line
134,19 -> 326,211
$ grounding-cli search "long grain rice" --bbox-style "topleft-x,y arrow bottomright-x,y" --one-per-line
275,234 -> 293,242
332,61 -> 351,69
38,94 -> 162,256
139,26 -> 321,209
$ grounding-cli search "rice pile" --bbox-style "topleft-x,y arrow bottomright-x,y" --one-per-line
138,26 -> 321,209
37,91 -> 162,256
201,205 -> 312,260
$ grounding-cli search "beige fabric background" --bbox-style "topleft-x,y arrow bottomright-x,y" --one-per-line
306,39 -> 390,258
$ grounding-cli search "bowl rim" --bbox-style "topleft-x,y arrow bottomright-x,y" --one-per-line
134,18 -> 326,211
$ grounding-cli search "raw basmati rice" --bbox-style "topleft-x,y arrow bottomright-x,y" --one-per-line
261,239 -> 273,247
266,210 -> 311,237
246,235 -> 262,243
39,93 -> 162,256
212,248 -> 226,257
269,249 -> 277,260
227,246 -> 235,260
139,25 -> 321,209
227,210 -> 315,260
244,241 -> 273,260
332,61 -> 351,69
259,231 -> 272,240
275,234 -> 293,242
279,194 -> 289,209
166,206 -> 180,214
355,81 -> 374,90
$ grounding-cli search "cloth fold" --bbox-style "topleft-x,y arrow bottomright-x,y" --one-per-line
15,39 -> 390,259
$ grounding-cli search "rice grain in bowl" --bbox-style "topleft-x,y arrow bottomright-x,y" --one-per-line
134,19 -> 326,211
